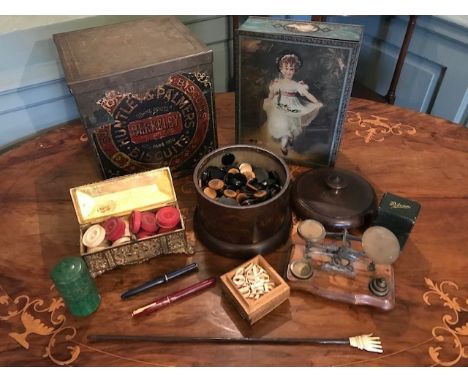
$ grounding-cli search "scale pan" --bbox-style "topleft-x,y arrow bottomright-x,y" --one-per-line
362,226 -> 400,265
297,219 -> 326,243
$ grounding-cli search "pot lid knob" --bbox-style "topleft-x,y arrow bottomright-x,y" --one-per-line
326,173 -> 348,191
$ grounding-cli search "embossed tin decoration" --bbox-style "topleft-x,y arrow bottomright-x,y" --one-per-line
54,16 -> 217,179
70,167 -> 192,277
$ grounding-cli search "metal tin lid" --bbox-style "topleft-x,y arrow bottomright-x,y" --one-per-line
54,16 -> 212,94
240,16 -> 363,42
70,167 -> 176,225
291,168 -> 377,230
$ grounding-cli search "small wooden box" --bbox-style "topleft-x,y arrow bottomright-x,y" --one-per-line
220,255 -> 290,324
70,167 -> 192,277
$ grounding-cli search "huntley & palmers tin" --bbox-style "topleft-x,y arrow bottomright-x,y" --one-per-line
54,16 -> 217,179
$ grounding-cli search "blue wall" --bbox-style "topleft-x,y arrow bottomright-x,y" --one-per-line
326,16 -> 468,126
0,15 -> 231,151
0,15 -> 466,152
268,15 -> 468,125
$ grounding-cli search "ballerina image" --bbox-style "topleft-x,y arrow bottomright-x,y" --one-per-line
263,51 -> 323,155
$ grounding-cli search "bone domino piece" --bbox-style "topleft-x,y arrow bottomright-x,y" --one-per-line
231,261 -> 274,300
233,275 -> 246,286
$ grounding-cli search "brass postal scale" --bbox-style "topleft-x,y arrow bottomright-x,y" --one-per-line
287,168 -> 402,310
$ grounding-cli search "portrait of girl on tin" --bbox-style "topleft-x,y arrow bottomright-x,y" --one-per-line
262,51 -> 323,155
237,35 -> 351,167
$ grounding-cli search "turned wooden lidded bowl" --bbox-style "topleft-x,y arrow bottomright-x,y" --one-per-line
193,145 -> 291,258
291,167 -> 377,230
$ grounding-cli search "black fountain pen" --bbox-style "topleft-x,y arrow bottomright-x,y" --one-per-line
121,263 -> 199,299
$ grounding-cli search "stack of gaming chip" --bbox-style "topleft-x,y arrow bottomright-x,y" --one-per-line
130,210 -> 159,239
104,217 -> 132,247
155,206 -> 181,233
199,152 -> 282,207
82,224 -> 107,253
82,216 -> 132,253
81,207 -> 182,252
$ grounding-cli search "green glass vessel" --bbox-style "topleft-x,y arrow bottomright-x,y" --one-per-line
51,257 -> 101,317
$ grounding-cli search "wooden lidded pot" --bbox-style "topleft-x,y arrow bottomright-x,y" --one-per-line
193,145 -> 291,258
291,168 -> 377,230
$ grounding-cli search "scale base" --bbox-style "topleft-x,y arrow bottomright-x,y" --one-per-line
286,244 -> 395,310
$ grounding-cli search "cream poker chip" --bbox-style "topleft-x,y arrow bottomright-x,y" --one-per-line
122,218 -> 131,237
112,236 -> 131,246
82,224 -> 106,248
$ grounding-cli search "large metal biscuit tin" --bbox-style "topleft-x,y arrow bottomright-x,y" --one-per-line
54,16 -> 217,179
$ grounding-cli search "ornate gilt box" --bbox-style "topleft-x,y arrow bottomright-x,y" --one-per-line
54,16 -> 217,179
70,167 -> 192,277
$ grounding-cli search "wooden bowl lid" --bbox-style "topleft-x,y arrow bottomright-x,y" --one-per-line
291,168 -> 377,230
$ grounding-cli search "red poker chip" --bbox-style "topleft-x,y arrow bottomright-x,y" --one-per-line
104,217 -> 126,242
129,210 -> 142,234
158,226 -> 174,234
141,212 -> 159,233
155,207 -> 181,229
137,230 -> 153,239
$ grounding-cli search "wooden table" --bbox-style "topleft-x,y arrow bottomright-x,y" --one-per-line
0,93 -> 467,366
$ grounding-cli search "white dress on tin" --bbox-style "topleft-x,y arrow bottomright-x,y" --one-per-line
263,78 -> 322,140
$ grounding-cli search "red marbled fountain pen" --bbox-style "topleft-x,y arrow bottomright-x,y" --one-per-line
131,277 -> 217,318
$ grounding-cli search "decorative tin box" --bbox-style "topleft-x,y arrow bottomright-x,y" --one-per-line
54,16 -> 217,179
235,17 -> 362,167
70,167 -> 192,277
373,192 -> 421,249
220,255 -> 290,324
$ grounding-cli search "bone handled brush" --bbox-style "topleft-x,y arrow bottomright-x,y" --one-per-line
88,333 -> 383,353
348,333 -> 383,353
